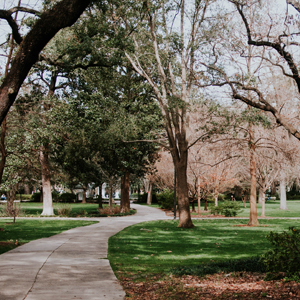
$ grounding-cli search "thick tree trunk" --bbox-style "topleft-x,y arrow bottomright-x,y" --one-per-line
248,133 -> 259,226
261,195 -> 266,217
147,183 -> 153,205
120,172 -> 130,213
39,146 -> 53,216
280,175 -> 288,210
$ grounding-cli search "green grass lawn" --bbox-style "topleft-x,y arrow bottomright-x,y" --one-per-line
2,202 -> 135,217
0,219 -> 97,254
108,218 -> 300,280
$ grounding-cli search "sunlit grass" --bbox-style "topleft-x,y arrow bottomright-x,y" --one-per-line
108,218 -> 300,279
0,219 -> 97,254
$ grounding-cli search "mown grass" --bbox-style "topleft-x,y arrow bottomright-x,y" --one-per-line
1,202 -> 135,217
108,218 -> 300,280
0,219 -> 97,254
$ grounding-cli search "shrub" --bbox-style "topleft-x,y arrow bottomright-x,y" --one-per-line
209,201 -> 242,217
261,227 -> 300,277
209,203 -> 223,215
55,203 -> 72,217
98,206 -> 121,215
15,194 -> 32,200
58,192 -> 76,203
222,201 -> 242,217
170,256 -> 265,277
137,192 -> 158,204
31,192 -> 41,202
157,189 -> 177,210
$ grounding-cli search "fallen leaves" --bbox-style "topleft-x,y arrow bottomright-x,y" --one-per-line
120,272 -> 300,299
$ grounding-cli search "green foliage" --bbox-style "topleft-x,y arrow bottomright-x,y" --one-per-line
137,193 -> 158,204
157,189 -> 177,210
58,192 -> 76,203
209,203 -> 223,215
261,227 -> 300,277
209,201 -> 242,217
15,194 -> 32,200
31,192 -> 41,202
170,256 -> 265,277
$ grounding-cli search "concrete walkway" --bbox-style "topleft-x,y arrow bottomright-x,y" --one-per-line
0,204 -> 171,300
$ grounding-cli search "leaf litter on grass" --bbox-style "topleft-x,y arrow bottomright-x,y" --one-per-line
121,272 -> 300,299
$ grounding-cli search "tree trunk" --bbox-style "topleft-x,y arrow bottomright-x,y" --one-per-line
39,146 -> 53,216
261,196 -> 266,217
120,172 -> 130,213
108,180 -> 113,209
197,177 -> 201,215
147,183 -> 153,205
280,176 -> 288,210
98,183 -> 103,209
214,190 -> 218,206
248,129 -> 259,226
82,188 -> 86,204
258,186 -> 264,204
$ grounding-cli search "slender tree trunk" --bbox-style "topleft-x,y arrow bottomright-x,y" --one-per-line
258,185 -> 264,204
39,146 -> 53,216
261,194 -> 266,217
98,183 -> 103,209
214,190 -> 218,206
280,175 -> 288,210
120,172 -> 130,213
248,128 -> 259,226
197,177 -> 201,215
82,188 -> 86,204
147,183 -> 153,205
108,179 -> 113,209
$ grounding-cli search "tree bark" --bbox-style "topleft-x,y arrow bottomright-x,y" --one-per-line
147,183 -> 153,205
98,183 -> 103,209
197,176 -> 201,215
0,0 -> 91,125
280,175 -> 288,210
120,172 -> 130,213
214,190 -> 218,206
82,187 -> 86,204
258,186 -> 264,204
39,146 -> 54,216
248,128 -> 259,226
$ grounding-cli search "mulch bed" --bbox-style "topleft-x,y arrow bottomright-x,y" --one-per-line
121,273 -> 300,299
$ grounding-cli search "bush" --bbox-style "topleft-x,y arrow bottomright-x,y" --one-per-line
15,194 -> 32,200
209,203 -> 223,215
261,227 -> 300,277
55,203 -> 72,216
137,192 -> 158,204
170,256 -> 265,277
31,192 -> 41,202
222,201 -> 242,217
58,192 -> 76,203
209,201 -> 242,217
157,189 -> 177,210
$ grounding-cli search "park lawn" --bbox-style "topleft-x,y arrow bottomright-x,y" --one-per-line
238,200 -> 300,218
8,202 -> 135,217
108,218 -> 300,281
0,219 -> 97,254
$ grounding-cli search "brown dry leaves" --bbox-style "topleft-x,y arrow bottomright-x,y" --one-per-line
121,272 -> 300,299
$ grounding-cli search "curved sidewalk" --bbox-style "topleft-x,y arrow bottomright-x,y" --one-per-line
0,204 -> 171,300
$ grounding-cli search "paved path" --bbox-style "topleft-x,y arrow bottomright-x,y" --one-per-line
0,204 -> 171,300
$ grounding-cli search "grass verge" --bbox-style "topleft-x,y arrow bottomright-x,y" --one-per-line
1,202 -> 136,217
108,218 -> 300,281
0,219 -> 97,254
